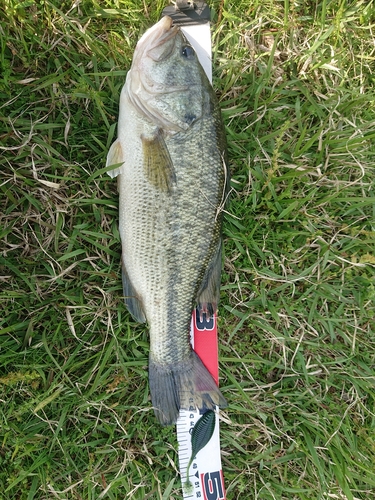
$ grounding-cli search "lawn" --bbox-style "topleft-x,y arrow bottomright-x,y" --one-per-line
1,0 -> 375,498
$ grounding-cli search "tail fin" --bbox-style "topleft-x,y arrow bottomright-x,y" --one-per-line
148,350 -> 227,426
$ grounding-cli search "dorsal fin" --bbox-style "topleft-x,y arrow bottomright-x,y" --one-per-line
196,240 -> 222,320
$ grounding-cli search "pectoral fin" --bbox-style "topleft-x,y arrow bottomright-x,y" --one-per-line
122,260 -> 146,323
142,129 -> 176,192
106,139 -> 125,178
196,240 -> 222,320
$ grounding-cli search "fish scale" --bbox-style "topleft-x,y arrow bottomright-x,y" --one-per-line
149,155 -> 219,361
132,114 -> 222,346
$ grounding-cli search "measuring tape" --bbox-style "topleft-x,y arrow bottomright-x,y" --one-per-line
176,310 -> 226,499
162,3 -> 227,498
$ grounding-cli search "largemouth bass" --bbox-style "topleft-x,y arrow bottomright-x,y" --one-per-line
106,16 -> 228,425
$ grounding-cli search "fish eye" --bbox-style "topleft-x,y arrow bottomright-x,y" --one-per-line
181,45 -> 195,59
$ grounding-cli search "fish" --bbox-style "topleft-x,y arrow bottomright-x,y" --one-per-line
106,15 -> 228,425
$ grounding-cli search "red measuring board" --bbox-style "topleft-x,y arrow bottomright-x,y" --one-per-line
176,310 -> 226,500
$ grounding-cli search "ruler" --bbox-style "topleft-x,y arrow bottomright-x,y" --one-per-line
161,4 -> 227,498
176,310 -> 226,499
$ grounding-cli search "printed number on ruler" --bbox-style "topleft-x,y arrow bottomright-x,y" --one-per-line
200,470 -> 225,500
194,309 -> 215,331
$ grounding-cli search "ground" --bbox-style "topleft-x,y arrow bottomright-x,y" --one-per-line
1,0 -> 375,499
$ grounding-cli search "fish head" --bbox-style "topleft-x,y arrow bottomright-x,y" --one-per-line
126,16 -> 208,132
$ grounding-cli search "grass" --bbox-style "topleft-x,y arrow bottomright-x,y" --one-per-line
1,0 -> 375,498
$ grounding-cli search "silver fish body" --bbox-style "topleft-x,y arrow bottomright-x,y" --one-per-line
106,16 -> 228,425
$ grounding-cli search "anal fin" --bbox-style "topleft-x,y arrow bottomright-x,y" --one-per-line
121,260 -> 146,323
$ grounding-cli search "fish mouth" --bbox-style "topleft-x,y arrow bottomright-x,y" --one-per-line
126,16 -> 194,131
128,16 -> 183,97
136,16 -> 178,62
